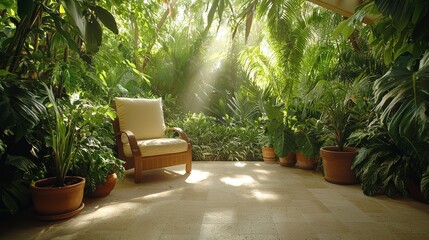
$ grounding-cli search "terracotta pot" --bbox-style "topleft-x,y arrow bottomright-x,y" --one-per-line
295,152 -> 317,170
90,173 -> 118,198
279,153 -> 296,167
262,147 -> 277,163
320,146 -> 358,185
31,176 -> 85,220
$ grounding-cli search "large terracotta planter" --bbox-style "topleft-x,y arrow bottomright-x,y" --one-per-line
295,152 -> 317,170
31,176 -> 85,220
320,146 -> 358,185
279,153 -> 296,167
262,147 -> 277,163
89,173 -> 118,198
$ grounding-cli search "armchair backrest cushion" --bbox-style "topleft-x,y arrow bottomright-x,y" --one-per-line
115,97 -> 166,140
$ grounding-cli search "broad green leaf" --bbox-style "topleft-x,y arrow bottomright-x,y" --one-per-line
91,6 -> 119,34
0,0 -> 14,9
53,30 -> 79,52
17,0 -> 34,19
206,0 -> 219,30
0,69 -> 13,76
5,180 -> 31,207
245,11 -> 254,42
412,1 -> 425,24
383,46 -> 393,65
60,0 -> 85,38
48,11 -> 80,52
341,24 -> 355,39
5,155 -> 36,172
217,0 -> 225,23
375,0 -> 413,31
333,19 -> 354,39
84,18 -> 102,53
392,1 -> 412,31
394,44 -> 413,60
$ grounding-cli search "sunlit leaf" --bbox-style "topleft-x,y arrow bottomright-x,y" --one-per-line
206,0 -> 219,30
245,11 -> 254,42
60,0 -> 86,38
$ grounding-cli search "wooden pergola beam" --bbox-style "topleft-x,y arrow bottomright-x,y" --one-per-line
308,0 -> 376,23
308,0 -> 362,17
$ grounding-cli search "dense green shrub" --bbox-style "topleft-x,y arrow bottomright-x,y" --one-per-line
169,113 -> 262,161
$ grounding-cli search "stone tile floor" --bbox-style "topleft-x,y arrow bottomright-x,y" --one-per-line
1,161 -> 429,240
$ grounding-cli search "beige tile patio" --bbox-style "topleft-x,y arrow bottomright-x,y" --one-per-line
1,161 -> 428,240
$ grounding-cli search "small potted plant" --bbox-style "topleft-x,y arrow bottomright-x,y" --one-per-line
295,118 -> 322,170
306,80 -> 358,184
75,149 -> 124,197
30,85 -> 85,220
274,116 -> 297,168
258,130 -> 277,163
264,102 -> 299,167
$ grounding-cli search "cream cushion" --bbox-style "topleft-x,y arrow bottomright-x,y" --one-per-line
115,97 -> 165,140
123,138 -> 188,157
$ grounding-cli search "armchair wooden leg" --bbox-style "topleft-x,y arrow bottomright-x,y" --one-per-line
185,148 -> 192,173
186,161 -> 192,173
134,159 -> 143,183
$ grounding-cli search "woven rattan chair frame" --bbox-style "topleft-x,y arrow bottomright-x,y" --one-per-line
113,119 -> 192,183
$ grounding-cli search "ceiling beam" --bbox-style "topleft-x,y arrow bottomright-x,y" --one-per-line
308,0 -> 362,17
308,0 -> 376,23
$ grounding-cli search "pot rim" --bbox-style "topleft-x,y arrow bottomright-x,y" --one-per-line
31,176 -> 85,190
320,146 -> 358,153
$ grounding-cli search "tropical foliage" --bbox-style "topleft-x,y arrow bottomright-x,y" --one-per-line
1,0 -> 428,215
170,113 -> 261,162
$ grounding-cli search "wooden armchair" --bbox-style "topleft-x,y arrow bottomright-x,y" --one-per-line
113,97 -> 192,183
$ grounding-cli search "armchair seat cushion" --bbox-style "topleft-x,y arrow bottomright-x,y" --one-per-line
123,138 -> 188,157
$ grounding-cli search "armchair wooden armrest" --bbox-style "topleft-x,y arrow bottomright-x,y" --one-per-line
116,130 -> 141,157
166,127 -> 190,143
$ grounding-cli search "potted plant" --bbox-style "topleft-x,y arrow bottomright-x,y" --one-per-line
295,118 -> 322,170
66,99 -> 125,197
273,115 -> 297,168
306,80 -> 358,184
30,85 -> 85,220
350,53 -> 429,202
258,130 -> 277,163
75,148 -> 125,198
262,99 -> 300,166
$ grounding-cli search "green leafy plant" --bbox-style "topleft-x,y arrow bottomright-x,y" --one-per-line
0,154 -> 38,215
0,76 -> 46,215
295,118 -> 322,158
305,80 -> 354,151
170,113 -> 261,161
69,98 -> 125,194
45,84 -> 79,187
264,102 -> 297,157
335,0 -> 429,65
74,149 -> 124,195
351,121 -> 413,198
351,51 -> 429,201
374,52 -> 429,145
